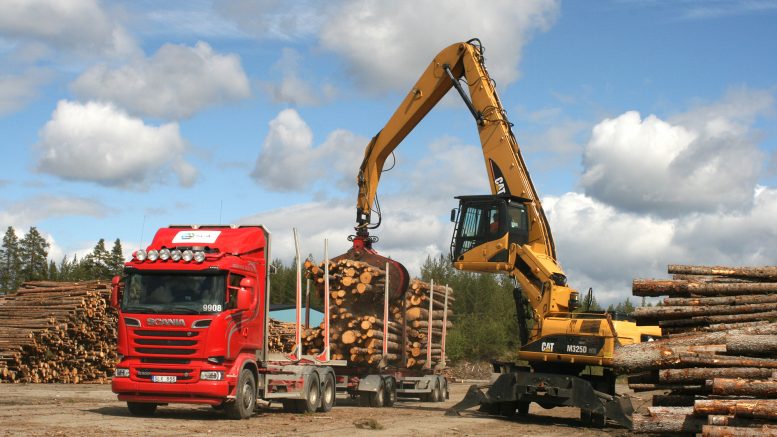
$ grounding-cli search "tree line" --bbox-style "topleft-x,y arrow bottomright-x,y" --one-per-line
0,226 -> 125,293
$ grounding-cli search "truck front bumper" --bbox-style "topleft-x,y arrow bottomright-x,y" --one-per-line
112,379 -> 232,406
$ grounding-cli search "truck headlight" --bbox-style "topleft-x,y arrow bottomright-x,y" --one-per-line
114,368 -> 130,378
200,371 -> 224,381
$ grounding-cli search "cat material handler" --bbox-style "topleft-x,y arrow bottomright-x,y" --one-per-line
341,39 -> 656,428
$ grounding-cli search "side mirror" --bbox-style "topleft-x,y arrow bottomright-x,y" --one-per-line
110,275 -> 121,309
450,208 -> 457,223
237,277 -> 255,310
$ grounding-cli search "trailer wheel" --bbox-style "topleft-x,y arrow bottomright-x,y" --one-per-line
298,372 -> 321,413
359,379 -> 385,407
383,378 -> 396,407
317,373 -> 335,413
225,369 -> 256,419
430,379 -> 442,402
127,402 -> 157,416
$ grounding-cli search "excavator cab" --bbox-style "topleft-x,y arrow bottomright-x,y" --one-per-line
450,194 -> 530,263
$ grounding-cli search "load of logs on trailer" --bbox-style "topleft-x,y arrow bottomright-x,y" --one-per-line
615,264 -> 777,436
303,259 -> 453,369
0,281 -> 118,383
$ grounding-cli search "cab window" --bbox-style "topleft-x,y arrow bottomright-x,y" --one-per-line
226,273 -> 245,309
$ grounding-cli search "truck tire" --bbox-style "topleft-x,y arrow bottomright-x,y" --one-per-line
317,373 -> 335,412
297,372 -> 321,413
225,369 -> 256,419
359,379 -> 385,408
383,378 -> 396,407
127,402 -> 157,416
430,379 -> 442,402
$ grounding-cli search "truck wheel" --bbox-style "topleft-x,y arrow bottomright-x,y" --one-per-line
360,379 -> 385,407
127,402 -> 157,416
317,373 -> 335,412
298,372 -> 320,413
225,369 -> 256,419
383,378 -> 396,407
430,380 -> 442,402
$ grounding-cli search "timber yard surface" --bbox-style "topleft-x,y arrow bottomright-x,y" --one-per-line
0,382 -> 643,436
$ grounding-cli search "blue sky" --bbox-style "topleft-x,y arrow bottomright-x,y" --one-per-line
1,0 -> 776,304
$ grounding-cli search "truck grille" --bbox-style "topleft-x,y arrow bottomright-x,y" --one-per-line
135,367 -> 195,381
131,329 -> 201,357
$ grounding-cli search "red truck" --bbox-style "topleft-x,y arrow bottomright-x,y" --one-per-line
110,224 -> 447,419
111,224 -> 340,419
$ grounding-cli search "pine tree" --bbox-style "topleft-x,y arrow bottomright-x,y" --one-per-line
19,227 -> 49,282
110,239 -> 125,275
48,260 -> 58,280
0,227 -> 21,292
83,239 -> 112,279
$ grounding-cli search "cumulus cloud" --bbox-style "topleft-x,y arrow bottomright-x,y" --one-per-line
0,71 -> 50,115
318,0 -> 558,92
71,41 -> 251,120
0,0 -> 139,58
34,100 -> 196,190
251,109 -> 365,191
263,48 -> 336,106
582,89 -> 774,216
213,0 -> 325,40
0,195 -> 109,231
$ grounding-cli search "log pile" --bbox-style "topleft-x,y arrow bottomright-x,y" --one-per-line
268,319 -> 297,353
0,281 -> 118,383
619,265 -> 777,435
302,259 -> 453,370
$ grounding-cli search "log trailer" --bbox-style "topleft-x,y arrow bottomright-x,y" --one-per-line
340,38 -> 658,428
109,225 -> 447,419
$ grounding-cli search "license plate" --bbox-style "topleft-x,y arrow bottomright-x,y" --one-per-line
152,375 -> 177,383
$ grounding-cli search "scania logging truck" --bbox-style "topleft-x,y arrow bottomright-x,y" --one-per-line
110,224 -> 448,419
110,225 -> 338,419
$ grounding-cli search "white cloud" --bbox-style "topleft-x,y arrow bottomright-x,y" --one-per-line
318,0 -> 559,92
0,195 -> 109,231
263,48 -> 336,106
251,109 -> 365,191
0,71 -> 50,115
34,100 -> 196,190
71,41 -> 250,120
0,0 -> 139,58
582,88 -> 774,216
213,0 -> 325,40
544,187 -> 777,305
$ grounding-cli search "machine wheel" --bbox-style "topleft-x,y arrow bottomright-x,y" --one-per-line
442,378 -> 449,400
383,378 -> 397,407
225,369 -> 256,419
317,373 -> 335,413
127,402 -> 157,416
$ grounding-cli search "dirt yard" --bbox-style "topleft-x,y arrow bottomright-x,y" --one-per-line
0,382 -> 650,436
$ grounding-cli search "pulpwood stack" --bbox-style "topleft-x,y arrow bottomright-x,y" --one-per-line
0,280 -> 118,383
302,259 -> 453,369
616,265 -> 777,435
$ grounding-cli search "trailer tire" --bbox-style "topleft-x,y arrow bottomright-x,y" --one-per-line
298,372 -> 321,413
225,369 -> 256,419
383,378 -> 396,407
430,379 -> 442,402
317,373 -> 335,413
127,402 -> 157,416
359,379 -> 385,407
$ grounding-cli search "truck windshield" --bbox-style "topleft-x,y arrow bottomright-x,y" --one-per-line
122,271 -> 227,314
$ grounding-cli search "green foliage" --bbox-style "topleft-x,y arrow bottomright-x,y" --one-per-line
0,227 -> 21,292
18,227 -> 50,282
420,255 -> 519,361
269,258 -> 322,311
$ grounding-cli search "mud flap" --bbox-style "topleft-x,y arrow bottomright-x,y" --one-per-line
444,384 -> 490,417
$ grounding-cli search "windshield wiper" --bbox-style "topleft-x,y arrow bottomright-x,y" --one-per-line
123,306 -> 157,313
166,307 -> 200,314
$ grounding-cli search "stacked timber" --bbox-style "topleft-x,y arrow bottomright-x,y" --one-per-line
0,280 -> 117,383
618,264 -> 777,435
302,259 -> 453,370
268,319 -> 297,353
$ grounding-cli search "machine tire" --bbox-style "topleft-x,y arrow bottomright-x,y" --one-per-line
225,369 -> 256,420
127,402 -> 157,416
430,379 -> 442,402
317,373 -> 335,413
383,378 -> 397,407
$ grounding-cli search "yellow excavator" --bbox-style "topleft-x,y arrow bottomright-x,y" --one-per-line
340,39 -> 657,428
